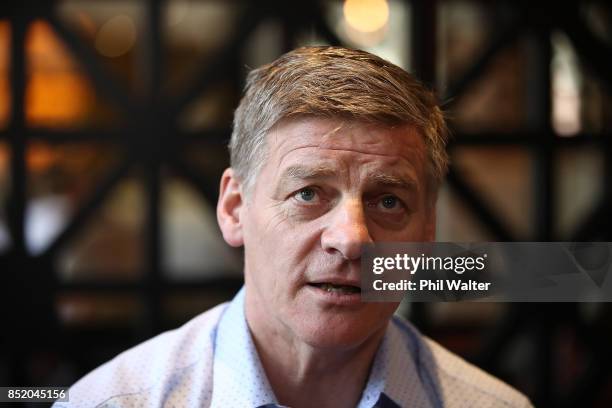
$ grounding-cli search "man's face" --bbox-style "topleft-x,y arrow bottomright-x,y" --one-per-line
227,117 -> 435,348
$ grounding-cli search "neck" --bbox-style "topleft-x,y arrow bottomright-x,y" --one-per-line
246,304 -> 386,408
251,326 -> 385,408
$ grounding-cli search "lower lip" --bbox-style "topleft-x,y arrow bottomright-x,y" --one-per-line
305,284 -> 362,306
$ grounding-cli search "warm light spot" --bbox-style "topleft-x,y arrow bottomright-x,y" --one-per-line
26,72 -> 93,126
25,20 -> 94,127
343,0 -> 389,33
0,21 -> 8,67
27,20 -> 77,70
0,21 -> 10,128
28,142 -> 58,172
0,143 -> 8,172
95,15 -> 136,58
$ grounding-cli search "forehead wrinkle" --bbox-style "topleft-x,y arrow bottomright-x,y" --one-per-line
267,120 -> 427,191
274,145 -> 422,189
274,144 -> 320,170
272,123 -> 346,165
313,146 -> 402,158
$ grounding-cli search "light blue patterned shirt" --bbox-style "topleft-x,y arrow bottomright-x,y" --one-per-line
56,287 -> 532,407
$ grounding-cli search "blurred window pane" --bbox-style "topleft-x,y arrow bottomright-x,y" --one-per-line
164,290 -> 239,325
441,146 -> 533,240
438,1 -> 491,91
57,173 -> 144,281
25,141 -> 122,255
57,293 -> 142,327
162,172 -> 241,280
436,183 -> 498,242
449,38 -> 529,133
57,0 -> 144,97
555,146 -> 604,238
163,0 -> 241,95
178,81 -> 235,131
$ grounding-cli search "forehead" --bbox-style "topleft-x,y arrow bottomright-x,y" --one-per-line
265,117 -> 427,172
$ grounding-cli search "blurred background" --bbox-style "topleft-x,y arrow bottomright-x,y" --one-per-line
0,0 -> 611,406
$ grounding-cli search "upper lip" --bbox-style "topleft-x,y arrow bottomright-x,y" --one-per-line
308,278 -> 361,289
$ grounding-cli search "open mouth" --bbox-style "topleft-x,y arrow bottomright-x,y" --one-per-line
308,282 -> 361,294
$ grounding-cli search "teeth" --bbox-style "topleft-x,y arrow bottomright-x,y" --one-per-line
318,283 -> 360,294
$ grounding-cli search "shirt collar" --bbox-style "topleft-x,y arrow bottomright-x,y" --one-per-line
363,317 -> 434,408
211,287 -> 431,408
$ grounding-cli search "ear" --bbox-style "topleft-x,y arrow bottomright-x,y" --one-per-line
216,168 -> 245,247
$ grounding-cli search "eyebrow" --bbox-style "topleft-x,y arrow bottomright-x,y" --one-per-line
273,165 -> 337,196
281,164 -> 337,180
367,171 -> 418,192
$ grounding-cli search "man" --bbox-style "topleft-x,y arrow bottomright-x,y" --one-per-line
57,46 -> 532,407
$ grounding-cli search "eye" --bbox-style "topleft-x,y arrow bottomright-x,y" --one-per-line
368,194 -> 405,212
381,195 -> 399,209
295,187 -> 317,203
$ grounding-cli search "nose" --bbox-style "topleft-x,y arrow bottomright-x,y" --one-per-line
321,197 -> 373,260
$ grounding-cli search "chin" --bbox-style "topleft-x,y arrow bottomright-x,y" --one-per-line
293,316 -> 386,350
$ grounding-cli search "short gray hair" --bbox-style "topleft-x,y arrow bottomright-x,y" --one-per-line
230,46 -> 449,197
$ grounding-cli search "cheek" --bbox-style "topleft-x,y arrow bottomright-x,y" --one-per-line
370,219 -> 428,242
242,206 -> 285,257
403,210 -> 433,240
242,221 -> 307,295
